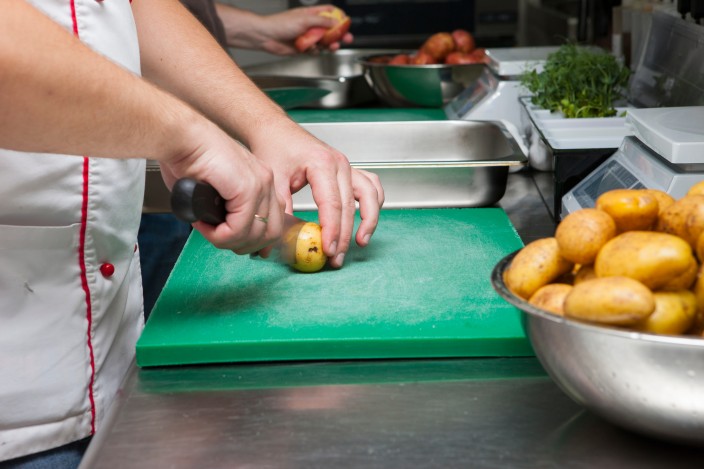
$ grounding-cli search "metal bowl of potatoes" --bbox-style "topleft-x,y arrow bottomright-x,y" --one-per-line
358,52 -> 485,108
492,250 -> 704,446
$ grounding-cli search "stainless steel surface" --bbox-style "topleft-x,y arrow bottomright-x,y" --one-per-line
244,49 -> 392,109
81,359 -> 704,468
503,170 -> 556,243
492,252 -> 704,446
293,120 -> 527,210
359,53 -> 485,108
81,172 -> 703,468
142,120 -> 527,214
142,160 -> 167,214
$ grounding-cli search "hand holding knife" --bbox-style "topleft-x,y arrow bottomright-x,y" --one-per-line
170,178 -> 327,272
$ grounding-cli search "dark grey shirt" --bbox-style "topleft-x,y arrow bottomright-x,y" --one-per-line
180,0 -> 228,49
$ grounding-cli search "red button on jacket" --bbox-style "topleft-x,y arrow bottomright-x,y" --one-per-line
100,263 -> 115,278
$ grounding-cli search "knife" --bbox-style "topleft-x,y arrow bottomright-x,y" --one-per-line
170,178 -> 308,263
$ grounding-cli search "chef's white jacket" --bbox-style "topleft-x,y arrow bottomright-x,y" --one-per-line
0,0 -> 145,461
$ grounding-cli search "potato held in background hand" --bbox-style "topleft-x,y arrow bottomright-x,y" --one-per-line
295,7 -> 351,52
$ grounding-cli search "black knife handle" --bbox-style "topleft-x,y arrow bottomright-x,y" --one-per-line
171,178 -> 226,225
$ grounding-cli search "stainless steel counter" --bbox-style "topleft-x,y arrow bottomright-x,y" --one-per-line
80,171 -> 703,468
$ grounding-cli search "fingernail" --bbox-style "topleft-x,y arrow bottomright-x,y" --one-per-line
334,252 -> 345,267
363,234 -> 371,244
329,241 -> 338,256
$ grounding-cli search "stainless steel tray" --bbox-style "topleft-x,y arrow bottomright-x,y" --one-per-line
244,49 -> 395,109
293,120 -> 527,209
142,120 -> 526,214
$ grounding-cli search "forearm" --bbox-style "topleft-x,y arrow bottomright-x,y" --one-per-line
214,3 -> 266,50
0,0 -> 202,162
134,0 -> 291,149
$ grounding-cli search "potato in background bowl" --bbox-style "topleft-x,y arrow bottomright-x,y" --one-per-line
358,52 -> 485,107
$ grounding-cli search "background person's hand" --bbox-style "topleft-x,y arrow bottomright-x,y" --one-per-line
215,4 -> 353,56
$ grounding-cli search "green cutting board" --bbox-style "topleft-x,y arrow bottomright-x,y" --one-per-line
136,208 -> 530,367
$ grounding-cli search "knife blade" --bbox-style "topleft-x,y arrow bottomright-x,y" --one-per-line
170,178 -> 307,262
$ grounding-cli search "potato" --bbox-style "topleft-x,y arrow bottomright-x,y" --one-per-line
686,180 -> 704,196
421,32 -> 455,61
595,189 -> 659,232
595,231 -> 696,290
451,29 -> 475,53
690,264 -> 704,335
291,222 -> 327,273
528,283 -> 572,315
655,194 -> 704,248
445,52 -> 483,64
504,238 -> 574,300
294,7 -> 350,52
294,27 -> 327,53
389,54 -> 410,65
564,276 -> 655,325
281,222 -> 327,273
641,189 -> 675,215
636,290 -> 697,335
318,7 -> 351,46
410,51 -> 437,65
574,264 -> 597,284
555,208 -> 616,264
660,257 -> 698,291
696,231 -> 704,263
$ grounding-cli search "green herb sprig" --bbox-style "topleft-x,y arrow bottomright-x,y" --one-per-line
521,43 -> 631,118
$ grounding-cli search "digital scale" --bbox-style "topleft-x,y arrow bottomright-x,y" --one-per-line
562,106 -> 704,217
444,46 -> 559,154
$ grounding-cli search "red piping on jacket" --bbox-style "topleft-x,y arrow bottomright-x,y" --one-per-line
71,0 -> 98,435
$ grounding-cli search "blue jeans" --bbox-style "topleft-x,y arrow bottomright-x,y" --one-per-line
0,438 -> 91,469
138,213 -> 192,318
